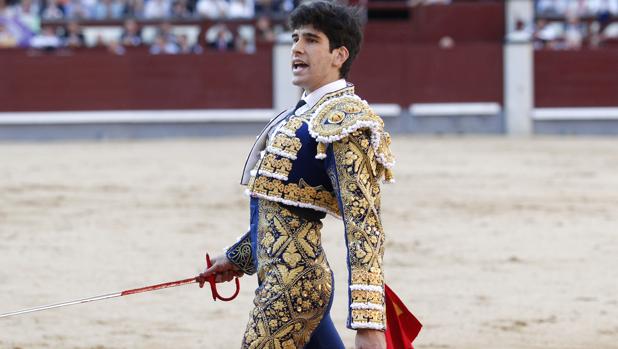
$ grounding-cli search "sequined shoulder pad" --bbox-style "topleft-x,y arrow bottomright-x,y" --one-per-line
307,95 -> 396,182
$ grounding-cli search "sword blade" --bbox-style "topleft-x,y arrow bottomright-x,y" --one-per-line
0,277 -> 197,319
0,292 -> 121,318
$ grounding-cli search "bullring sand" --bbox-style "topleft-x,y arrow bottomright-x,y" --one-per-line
1,136 -> 617,349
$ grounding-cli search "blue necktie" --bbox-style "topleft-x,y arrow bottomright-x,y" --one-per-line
293,99 -> 307,113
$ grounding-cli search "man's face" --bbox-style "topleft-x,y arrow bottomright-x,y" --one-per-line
291,25 -> 347,93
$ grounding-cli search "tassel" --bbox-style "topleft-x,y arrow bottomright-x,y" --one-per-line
384,168 -> 395,183
315,142 -> 327,159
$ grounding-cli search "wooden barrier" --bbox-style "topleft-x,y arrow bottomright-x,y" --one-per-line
363,1 -> 505,43
351,42 -> 504,105
535,48 -> 618,107
0,46 -> 273,112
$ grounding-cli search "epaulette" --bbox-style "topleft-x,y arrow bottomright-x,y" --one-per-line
307,94 -> 396,183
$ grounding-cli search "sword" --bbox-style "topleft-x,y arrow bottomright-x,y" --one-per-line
0,254 -> 240,319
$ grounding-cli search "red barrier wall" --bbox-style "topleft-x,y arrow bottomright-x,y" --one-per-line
0,46 -> 273,112
408,2 -> 505,43
363,2 -> 505,43
357,1 -> 506,106
351,42 -> 504,105
535,49 -> 618,107
0,2 -> 507,113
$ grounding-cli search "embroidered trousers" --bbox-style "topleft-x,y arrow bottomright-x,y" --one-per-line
240,198 -> 344,349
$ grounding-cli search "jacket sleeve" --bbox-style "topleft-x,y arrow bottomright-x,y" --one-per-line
225,231 -> 257,275
324,129 -> 387,331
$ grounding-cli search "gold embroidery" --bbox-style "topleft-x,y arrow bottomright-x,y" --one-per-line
351,289 -> 384,304
252,115 -> 306,185
311,96 -> 377,139
327,110 -> 345,124
343,102 -> 362,114
270,134 -> 302,157
226,232 -> 256,275
260,154 -> 293,179
332,130 -> 387,329
281,117 -> 304,134
307,89 -> 395,181
246,87 -> 394,216
241,200 -> 332,349
248,176 -> 341,217
352,309 -> 385,324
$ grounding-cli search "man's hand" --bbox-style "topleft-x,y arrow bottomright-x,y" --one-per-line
355,329 -> 386,349
196,254 -> 243,287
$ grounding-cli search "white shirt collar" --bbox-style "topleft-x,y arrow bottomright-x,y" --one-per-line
294,79 -> 347,116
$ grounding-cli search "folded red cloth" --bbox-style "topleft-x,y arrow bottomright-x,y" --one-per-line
385,284 -> 422,349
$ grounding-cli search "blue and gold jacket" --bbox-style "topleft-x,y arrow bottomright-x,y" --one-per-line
227,85 -> 395,331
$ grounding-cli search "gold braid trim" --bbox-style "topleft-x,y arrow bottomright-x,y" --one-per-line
307,93 -> 396,182
331,130 -> 387,330
247,176 -> 341,218
225,232 -> 256,275
240,200 -> 332,349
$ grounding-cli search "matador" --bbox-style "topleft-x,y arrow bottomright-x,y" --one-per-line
200,2 -> 395,348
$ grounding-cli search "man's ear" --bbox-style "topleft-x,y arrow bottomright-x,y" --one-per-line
333,46 -> 350,68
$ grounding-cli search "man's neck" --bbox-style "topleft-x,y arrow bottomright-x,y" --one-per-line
296,79 -> 347,115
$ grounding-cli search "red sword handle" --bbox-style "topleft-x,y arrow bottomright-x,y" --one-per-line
203,253 -> 240,302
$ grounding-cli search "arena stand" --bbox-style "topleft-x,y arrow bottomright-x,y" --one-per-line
532,0 -> 618,134
0,0 -> 617,139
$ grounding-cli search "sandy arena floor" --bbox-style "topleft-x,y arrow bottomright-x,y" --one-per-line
1,136 -> 617,349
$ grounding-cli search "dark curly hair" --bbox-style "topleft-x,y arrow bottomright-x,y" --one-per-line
288,0 -> 363,79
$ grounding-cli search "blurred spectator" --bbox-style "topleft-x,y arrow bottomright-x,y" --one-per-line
94,0 -> 124,19
234,25 -> 254,53
205,22 -> 233,51
149,32 -> 178,53
0,21 -> 18,47
60,20 -> 85,47
600,0 -> 618,15
123,0 -> 144,18
107,39 -> 125,54
534,18 -> 563,49
40,0 -> 65,20
170,0 -> 190,18
1,0 -> 15,16
506,18 -> 533,42
79,0 -> 98,17
195,0 -> 228,19
65,0 -> 92,20
93,32 -> 105,46
533,8 -> 592,51
564,13 -> 584,49
144,0 -> 171,19
255,15 -> 274,42
228,0 -> 253,18
537,0 -> 618,17
157,20 -> 177,45
1,10 -> 35,46
235,34 -> 248,52
537,0 -> 568,16
13,0 -> 41,32
2,0 -> 299,27
604,21 -> 618,38
177,33 -> 202,53
254,0 -> 281,16
280,0 -> 294,13
30,24 -> 61,50
120,18 -> 142,46
410,0 -> 451,6
588,20 -> 603,48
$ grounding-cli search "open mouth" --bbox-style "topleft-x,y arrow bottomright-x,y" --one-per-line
292,60 -> 309,73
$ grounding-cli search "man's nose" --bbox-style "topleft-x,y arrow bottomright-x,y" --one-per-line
292,40 -> 304,54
